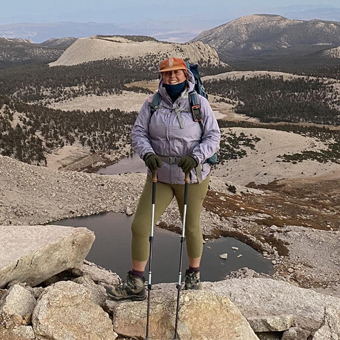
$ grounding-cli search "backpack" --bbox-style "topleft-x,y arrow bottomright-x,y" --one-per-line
149,62 -> 218,165
186,62 -> 208,100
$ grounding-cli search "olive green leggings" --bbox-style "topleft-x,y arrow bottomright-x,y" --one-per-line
131,175 -> 210,262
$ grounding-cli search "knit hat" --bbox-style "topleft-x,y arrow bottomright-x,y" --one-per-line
159,57 -> 187,73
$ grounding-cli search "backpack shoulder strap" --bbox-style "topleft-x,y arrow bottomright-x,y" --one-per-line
188,90 -> 204,133
148,92 -> 162,116
149,91 -> 204,132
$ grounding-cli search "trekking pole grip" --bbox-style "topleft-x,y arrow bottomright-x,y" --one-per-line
152,169 -> 158,183
184,172 -> 190,183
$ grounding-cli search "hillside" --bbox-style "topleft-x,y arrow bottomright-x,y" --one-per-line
203,71 -> 340,125
323,46 -> 340,58
49,35 -> 228,68
1,65 -> 340,169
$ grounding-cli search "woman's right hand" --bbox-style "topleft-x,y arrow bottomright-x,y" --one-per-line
144,153 -> 162,171
178,156 -> 197,173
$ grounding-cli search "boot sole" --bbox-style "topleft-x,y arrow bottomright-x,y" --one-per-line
184,285 -> 202,290
106,291 -> 146,302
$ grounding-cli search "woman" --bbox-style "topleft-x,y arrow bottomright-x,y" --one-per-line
107,57 -> 220,301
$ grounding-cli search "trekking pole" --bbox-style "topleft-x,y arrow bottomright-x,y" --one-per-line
173,172 -> 190,340
145,170 -> 157,340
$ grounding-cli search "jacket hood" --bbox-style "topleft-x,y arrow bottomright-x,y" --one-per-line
157,69 -> 196,105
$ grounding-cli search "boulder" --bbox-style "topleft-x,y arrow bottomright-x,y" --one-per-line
108,284 -> 259,340
313,305 -> 340,340
72,261 -> 121,307
32,281 -> 117,340
206,278 -> 340,334
248,314 -> 294,332
0,225 -> 95,288
74,260 -> 120,287
256,333 -> 281,340
73,274 -> 107,307
0,284 -> 36,319
281,327 -> 311,340
2,275 -> 340,340
176,291 -> 259,340
12,325 -> 35,339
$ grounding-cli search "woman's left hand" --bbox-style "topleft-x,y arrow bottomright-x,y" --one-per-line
178,156 -> 198,173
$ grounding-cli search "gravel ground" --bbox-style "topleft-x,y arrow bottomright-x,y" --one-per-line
1,153 -> 340,298
0,155 -> 221,232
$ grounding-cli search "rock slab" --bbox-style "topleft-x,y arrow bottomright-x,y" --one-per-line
0,225 -> 95,288
207,278 -> 340,333
110,285 -> 259,340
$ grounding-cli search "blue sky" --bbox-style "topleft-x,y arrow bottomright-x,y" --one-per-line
0,0 -> 339,24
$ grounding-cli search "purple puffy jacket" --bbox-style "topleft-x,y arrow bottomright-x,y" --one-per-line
131,70 -> 220,184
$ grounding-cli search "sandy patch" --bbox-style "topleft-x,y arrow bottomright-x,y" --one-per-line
212,127 -> 340,186
45,144 -> 90,170
49,91 -> 148,113
210,100 -> 258,122
49,88 -> 228,121
212,110 -> 226,119
125,80 -> 159,93
202,70 -> 312,82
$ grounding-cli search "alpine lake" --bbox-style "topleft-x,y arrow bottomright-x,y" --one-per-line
55,154 -> 273,284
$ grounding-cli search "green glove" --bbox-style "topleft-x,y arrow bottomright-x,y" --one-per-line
144,153 -> 162,171
178,156 -> 198,173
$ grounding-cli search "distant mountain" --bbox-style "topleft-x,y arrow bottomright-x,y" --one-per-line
1,5 -> 340,45
0,37 -> 76,69
282,5 -> 340,22
3,14 -> 340,73
1,4 -> 340,43
191,15 -> 340,63
0,22 -> 134,44
40,37 -> 78,49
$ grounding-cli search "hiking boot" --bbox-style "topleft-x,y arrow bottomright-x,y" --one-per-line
184,270 -> 202,290
106,271 -> 146,301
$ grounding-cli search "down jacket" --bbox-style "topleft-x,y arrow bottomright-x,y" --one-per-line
131,69 -> 221,184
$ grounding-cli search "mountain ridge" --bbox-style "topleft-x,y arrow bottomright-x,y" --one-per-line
191,14 -> 340,62
1,5 -> 340,43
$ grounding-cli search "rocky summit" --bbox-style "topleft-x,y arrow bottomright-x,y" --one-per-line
1,245 -> 340,339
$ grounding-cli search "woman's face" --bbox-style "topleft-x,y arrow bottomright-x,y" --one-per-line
162,70 -> 186,85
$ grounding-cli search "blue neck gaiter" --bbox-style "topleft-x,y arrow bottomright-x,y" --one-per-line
164,81 -> 186,102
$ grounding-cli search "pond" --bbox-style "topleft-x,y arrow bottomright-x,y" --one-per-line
96,153 -> 146,175
54,153 -> 273,283
56,211 -> 273,284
